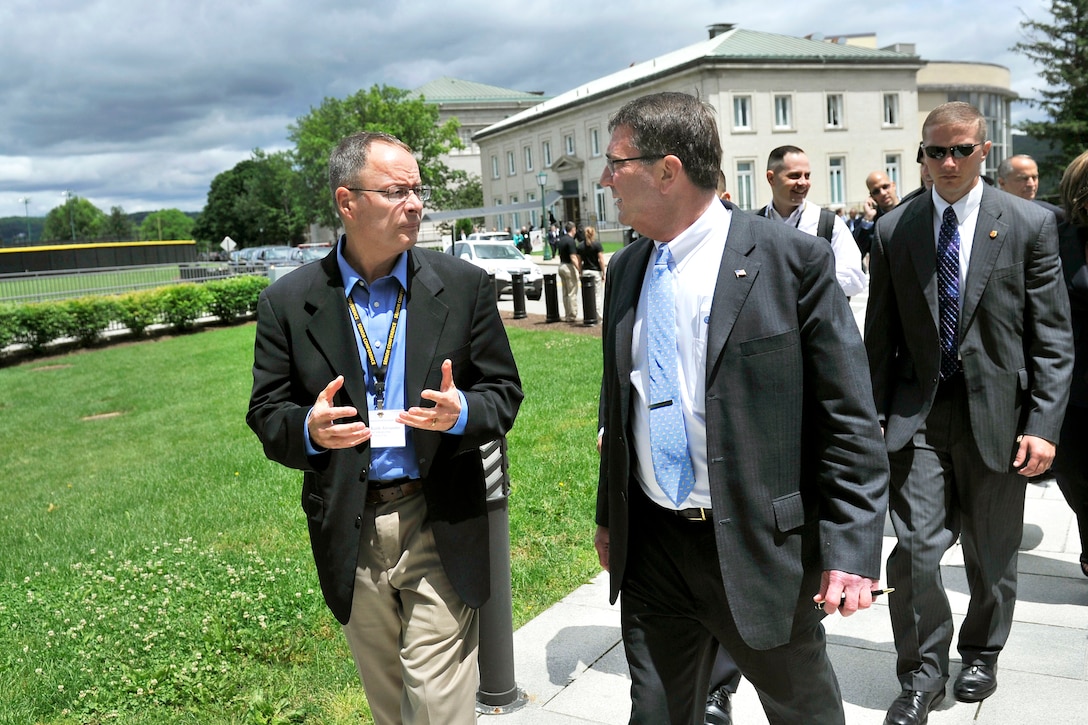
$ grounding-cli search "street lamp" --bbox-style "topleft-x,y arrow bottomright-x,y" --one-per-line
537,171 -> 551,260
63,190 -> 76,240
17,197 -> 31,242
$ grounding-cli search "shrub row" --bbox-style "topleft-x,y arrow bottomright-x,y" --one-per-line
0,275 -> 269,356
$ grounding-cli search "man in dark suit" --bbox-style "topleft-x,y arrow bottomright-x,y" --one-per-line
996,153 -> 1065,223
247,131 -> 523,725
865,102 -> 1073,725
594,91 -> 889,724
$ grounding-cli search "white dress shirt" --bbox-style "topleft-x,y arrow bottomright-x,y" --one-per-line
629,199 -> 729,510
931,180 -> 984,300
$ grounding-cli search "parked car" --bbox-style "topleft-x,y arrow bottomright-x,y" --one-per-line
447,240 -> 543,300
289,246 -> 329,265
253,246 -> 296,267
466,231 -> 515,242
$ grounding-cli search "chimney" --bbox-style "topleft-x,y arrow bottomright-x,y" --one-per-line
707,23 -> 736,39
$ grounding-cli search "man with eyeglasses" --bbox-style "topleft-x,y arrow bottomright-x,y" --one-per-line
247,131 -> 523,725
865,102 -> 1073,725
853,171 -> 901,258
996,154 -> 1064,223
595,91 -> 888,724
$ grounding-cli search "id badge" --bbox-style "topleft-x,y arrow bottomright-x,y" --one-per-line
369,409 -> 407,448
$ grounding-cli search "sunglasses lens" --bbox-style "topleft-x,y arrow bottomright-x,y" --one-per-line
923,146 -> 945,160
952,145 -> 975,158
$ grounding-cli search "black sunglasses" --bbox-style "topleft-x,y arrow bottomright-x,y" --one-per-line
920,143 -> 981,160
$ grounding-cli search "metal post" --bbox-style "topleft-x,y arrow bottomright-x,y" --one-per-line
543,273 -> 560,323
489,273 -> 500,304
580,273 -> 599,325
510,272 -> 527,319
476,438 -> 527,715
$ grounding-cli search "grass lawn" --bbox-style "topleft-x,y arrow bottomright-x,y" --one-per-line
0,322 -> 602,724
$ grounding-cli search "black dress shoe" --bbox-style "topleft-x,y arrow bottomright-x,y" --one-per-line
883,689 -> 945,725
704,684 -> 732,725
953,663 -> 997,702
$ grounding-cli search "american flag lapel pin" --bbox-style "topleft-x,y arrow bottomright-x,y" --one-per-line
989,230 -> 998,239
734,269 -> 747,278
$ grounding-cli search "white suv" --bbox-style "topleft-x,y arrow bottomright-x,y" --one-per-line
447,240 -> 543,300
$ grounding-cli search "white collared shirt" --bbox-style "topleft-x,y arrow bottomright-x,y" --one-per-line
931,181 -> 984,300
629,199 -> 729,509
765,199 -> 867,297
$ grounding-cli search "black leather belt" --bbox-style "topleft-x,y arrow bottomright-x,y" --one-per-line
365,478 -> 423,504
673,507 -> 713,522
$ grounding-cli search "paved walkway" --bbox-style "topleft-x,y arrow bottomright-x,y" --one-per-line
486,273 -> 1088,724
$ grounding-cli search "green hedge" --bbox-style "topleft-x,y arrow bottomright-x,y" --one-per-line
0,275 -> 269,358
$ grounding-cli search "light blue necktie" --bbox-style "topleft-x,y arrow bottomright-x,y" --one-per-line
647,244 -> 696,506
937,205 -> 961,379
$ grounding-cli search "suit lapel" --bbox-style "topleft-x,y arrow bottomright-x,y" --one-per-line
305,255 -> 370,419
901,194 -> 941,331
612,237 -> 653,418
707,212 -> 757,374
961,186 -> 1008,331
404,250 -> 447,405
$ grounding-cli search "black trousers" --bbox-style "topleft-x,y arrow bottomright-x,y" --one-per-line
1053,404 -> 1088,557
620,484 -> 845,725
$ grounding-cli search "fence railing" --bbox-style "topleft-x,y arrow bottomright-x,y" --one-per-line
0,263 -> 255,305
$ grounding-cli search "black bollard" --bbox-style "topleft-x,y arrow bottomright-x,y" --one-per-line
475,438 -> 527,714
543,273 -> 560,323
510,272 -> 527,320
489,273 -> 500,304
580,273 -> 599,325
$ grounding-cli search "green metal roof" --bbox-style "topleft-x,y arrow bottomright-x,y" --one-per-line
411,77 -> 549,104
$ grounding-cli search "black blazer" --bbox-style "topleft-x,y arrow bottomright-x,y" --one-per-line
248,247 -> 523,623
596,206 -> 888,650
1059,221 -> 1088,408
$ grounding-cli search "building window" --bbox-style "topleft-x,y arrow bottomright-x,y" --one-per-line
590,128 -> 601,157
595,185 -> 608,224
528,191 -> 537,226
494,198 -> 503,230
884,154 -> 901,187
565,134 -> 575,155
733,95 -> 752,130
826,94 -> 844,129
883,93 -> 900,127
774,95 -> 793,129
507,151 -> 516,176
543,140 -> 552,167
524,146 -> 533,172
491,155 -> 500,179
735,161 -> 754,211
828,156 -> 845,205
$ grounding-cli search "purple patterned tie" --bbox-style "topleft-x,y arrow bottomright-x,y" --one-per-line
937,205 -> 961,379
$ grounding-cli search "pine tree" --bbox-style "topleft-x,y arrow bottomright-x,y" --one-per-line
1013,0 -> 1088,175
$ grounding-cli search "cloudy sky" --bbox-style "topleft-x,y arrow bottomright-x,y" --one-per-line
0,0 -> 1056,218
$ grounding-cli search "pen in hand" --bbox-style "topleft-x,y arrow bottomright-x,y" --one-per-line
814,587 -> 895,611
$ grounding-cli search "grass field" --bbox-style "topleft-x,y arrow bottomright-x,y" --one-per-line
0,322 -> 602,724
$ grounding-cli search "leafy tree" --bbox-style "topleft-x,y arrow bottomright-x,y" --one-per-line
192,150 -> 306,248
1013,0 -> 1088,175
140,208 -> 195,241
100,206 -> 135,241
42,196 -> 105,241
288,84 -> 464,228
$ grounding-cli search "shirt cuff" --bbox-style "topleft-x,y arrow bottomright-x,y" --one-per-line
304,407 -> 325,456
448,391 -> 469,435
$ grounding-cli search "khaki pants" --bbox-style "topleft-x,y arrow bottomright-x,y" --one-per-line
343,491 -> 479,725
558,262 -> 578,321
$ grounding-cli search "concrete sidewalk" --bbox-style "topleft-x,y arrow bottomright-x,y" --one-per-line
486,281 -> 1088,724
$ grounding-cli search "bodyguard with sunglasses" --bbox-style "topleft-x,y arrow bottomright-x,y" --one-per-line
248,131 -> 523,724
865,102 -> 1073,725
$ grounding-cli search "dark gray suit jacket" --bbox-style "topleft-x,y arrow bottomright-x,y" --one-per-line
247,247 -> 523,623
865,184 -> 1073,471
596,206 -> 889,651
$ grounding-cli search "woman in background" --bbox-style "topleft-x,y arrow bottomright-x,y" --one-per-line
1055,150 -> 1088,577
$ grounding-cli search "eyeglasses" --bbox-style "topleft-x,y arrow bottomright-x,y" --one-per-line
919,143 -> 981,160
604,155 -> 664,175
869,182 -> 893,197
346,185 -> 431,202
